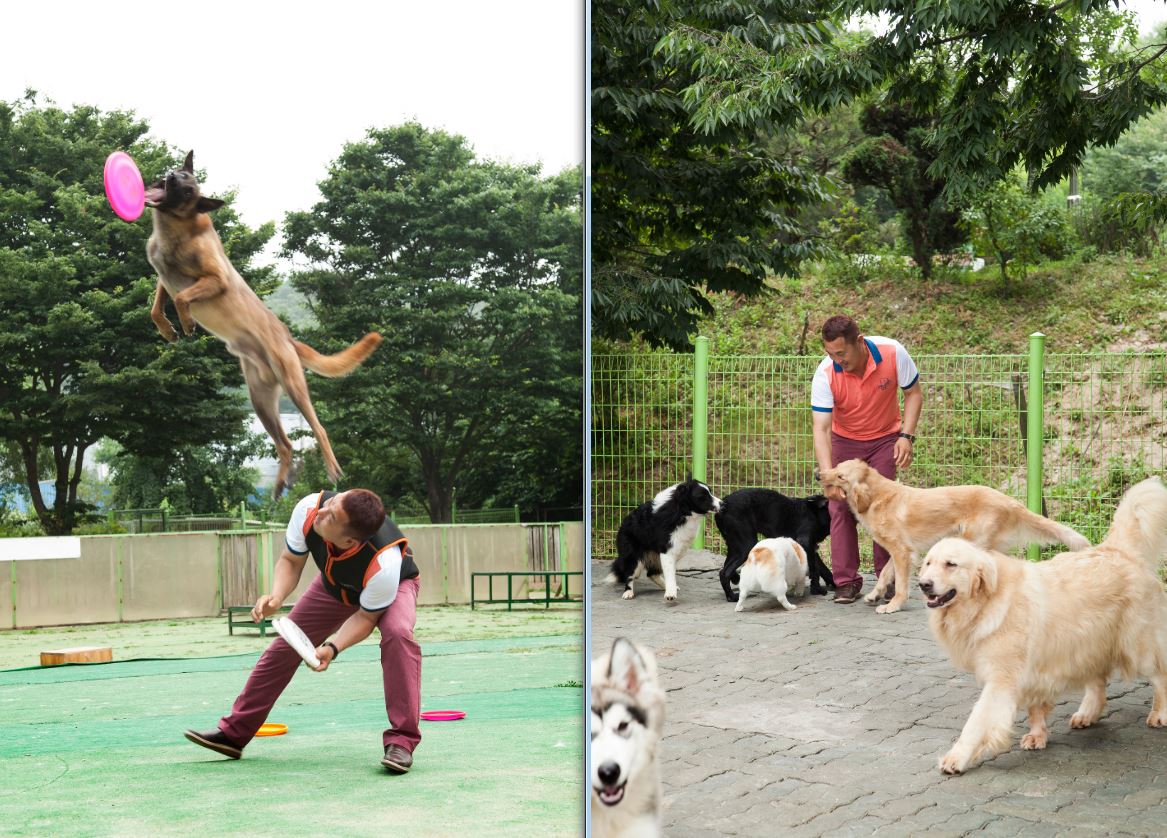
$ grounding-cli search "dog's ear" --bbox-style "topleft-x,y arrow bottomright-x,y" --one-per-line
196,197 -> 225,214
182,150 -> 195,173
849,479 -> 871,514
972,552 -> 999,597
607,637 -> 653,695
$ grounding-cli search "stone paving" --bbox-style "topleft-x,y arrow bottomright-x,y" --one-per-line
591,552 -> 1167,837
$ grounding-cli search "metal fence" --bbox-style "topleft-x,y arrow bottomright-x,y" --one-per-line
592,336 -> 1167,559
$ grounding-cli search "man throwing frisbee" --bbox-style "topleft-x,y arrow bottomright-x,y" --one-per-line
184,489 -> 422,773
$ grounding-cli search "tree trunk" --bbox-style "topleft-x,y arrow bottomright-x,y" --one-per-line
420,455 -> 453,524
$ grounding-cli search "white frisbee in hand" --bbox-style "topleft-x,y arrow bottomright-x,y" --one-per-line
272,617 -> 320,668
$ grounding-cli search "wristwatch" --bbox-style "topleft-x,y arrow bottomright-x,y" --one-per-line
898,432 -> 916,443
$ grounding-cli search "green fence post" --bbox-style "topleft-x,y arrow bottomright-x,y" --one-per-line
1026,332 -> 1045,562
692,335 -> 710,549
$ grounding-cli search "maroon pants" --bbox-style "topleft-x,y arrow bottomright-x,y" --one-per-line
219,574 -> 422,752
829,431 -> 898,587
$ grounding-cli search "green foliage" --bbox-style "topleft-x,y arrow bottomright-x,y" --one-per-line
816,197 -> 902,285
1080,107 -> 1167,201
591,0 -> 833,351
283,124 -> 582,523
1075,189 -> 1167,256
963,178 -> 1078,284
101,421 -> 265,515
0,96 -> 276,533
657,3 -> 1166,201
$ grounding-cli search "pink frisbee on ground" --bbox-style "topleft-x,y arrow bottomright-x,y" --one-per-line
420,710 -> 466,722
103,151 -> 145,222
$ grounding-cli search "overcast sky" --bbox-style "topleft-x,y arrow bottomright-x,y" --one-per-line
1,1 -> 583,264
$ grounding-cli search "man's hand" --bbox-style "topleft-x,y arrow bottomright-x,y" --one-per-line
310,643 -> 337,673
823,485 -> 846,503
251,594 -> 284,624
894,437 -> 914,469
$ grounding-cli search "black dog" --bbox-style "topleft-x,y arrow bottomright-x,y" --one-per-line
609,479 -> 723,602
714,488 -> 833,602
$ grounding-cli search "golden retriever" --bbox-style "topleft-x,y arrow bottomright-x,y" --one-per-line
818,459 -> 1090,613
918,476 -> 1167,774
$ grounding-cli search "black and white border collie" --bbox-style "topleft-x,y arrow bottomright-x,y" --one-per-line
714,488 -> 833,603
609,479 -> 723,602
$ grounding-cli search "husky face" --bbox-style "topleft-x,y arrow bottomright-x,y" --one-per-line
591,699 -> 651,806
590,637 -> 665,827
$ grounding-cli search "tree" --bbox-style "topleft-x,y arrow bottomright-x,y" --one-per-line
0,95 -> 276,533
592,0 -> 840,351
661,2 -> 1167,200
283,124 -> 582,523
595,2 -> 1167,341
962,177 -> 1077,283
101,428 -> 265,514
842,90 -> 966,277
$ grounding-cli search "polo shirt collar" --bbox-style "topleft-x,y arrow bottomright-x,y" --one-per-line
832,338 -> 881,373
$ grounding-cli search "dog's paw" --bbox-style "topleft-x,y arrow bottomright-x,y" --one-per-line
875,601 -> 902,615
864,590 -> 882,605
1146,709 -> 1167,728
938,751 -> 967,775
734,603 -> 744,612
664,591 -> 677,602
621,590 -> 635,600
1070,712 -> 1097,729
1020,732 -> 1048,750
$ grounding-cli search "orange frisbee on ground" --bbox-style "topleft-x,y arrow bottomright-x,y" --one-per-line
255,723 -> 288,736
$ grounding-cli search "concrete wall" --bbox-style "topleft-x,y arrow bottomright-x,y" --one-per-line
1,522 -> 583,628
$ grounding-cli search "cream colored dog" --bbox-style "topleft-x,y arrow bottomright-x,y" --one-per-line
918,476 -> 1167,774
735,537 -> 809,612
819,459 -> 1090,613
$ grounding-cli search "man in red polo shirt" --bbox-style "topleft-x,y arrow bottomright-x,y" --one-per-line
811,315 -> 923,604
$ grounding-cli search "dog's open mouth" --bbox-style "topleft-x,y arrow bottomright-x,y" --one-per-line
925,589 -> 957,608
595,782 -> 626,806
144,185 -> 166,207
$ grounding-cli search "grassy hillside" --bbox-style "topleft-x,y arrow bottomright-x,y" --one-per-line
684,251 -> 1167,358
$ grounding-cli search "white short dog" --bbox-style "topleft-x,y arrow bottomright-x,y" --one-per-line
734,537 -> 809,612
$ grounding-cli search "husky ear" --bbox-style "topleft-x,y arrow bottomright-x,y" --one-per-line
182,150 -> 195,173
608,637 -> 652,694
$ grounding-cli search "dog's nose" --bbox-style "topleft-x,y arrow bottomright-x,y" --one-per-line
918,578 -> 934,595
597,761 -> 620,786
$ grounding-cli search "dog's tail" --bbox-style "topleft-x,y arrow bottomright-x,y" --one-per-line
1012,508 -> 1092,555
294,332 -> 382,377
1100,476 -> 1167,567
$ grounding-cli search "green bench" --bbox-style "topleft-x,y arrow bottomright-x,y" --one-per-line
470,571 -> 584,610
227,604 -> 293,636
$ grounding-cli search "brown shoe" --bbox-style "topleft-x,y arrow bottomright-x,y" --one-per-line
382,744 -> 413,773
833,582 -> 862,604
184,728 -> 243,760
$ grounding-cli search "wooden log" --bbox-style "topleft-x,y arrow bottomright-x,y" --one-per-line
39,646 -> 113,666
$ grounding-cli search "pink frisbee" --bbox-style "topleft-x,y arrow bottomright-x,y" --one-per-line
104,151 -> 145,222
420,710 -> 466,722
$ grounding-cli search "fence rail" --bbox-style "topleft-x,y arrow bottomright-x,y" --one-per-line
592,337 -> 1167,559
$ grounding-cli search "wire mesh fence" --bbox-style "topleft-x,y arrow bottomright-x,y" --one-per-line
591,346 -> 1167,559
